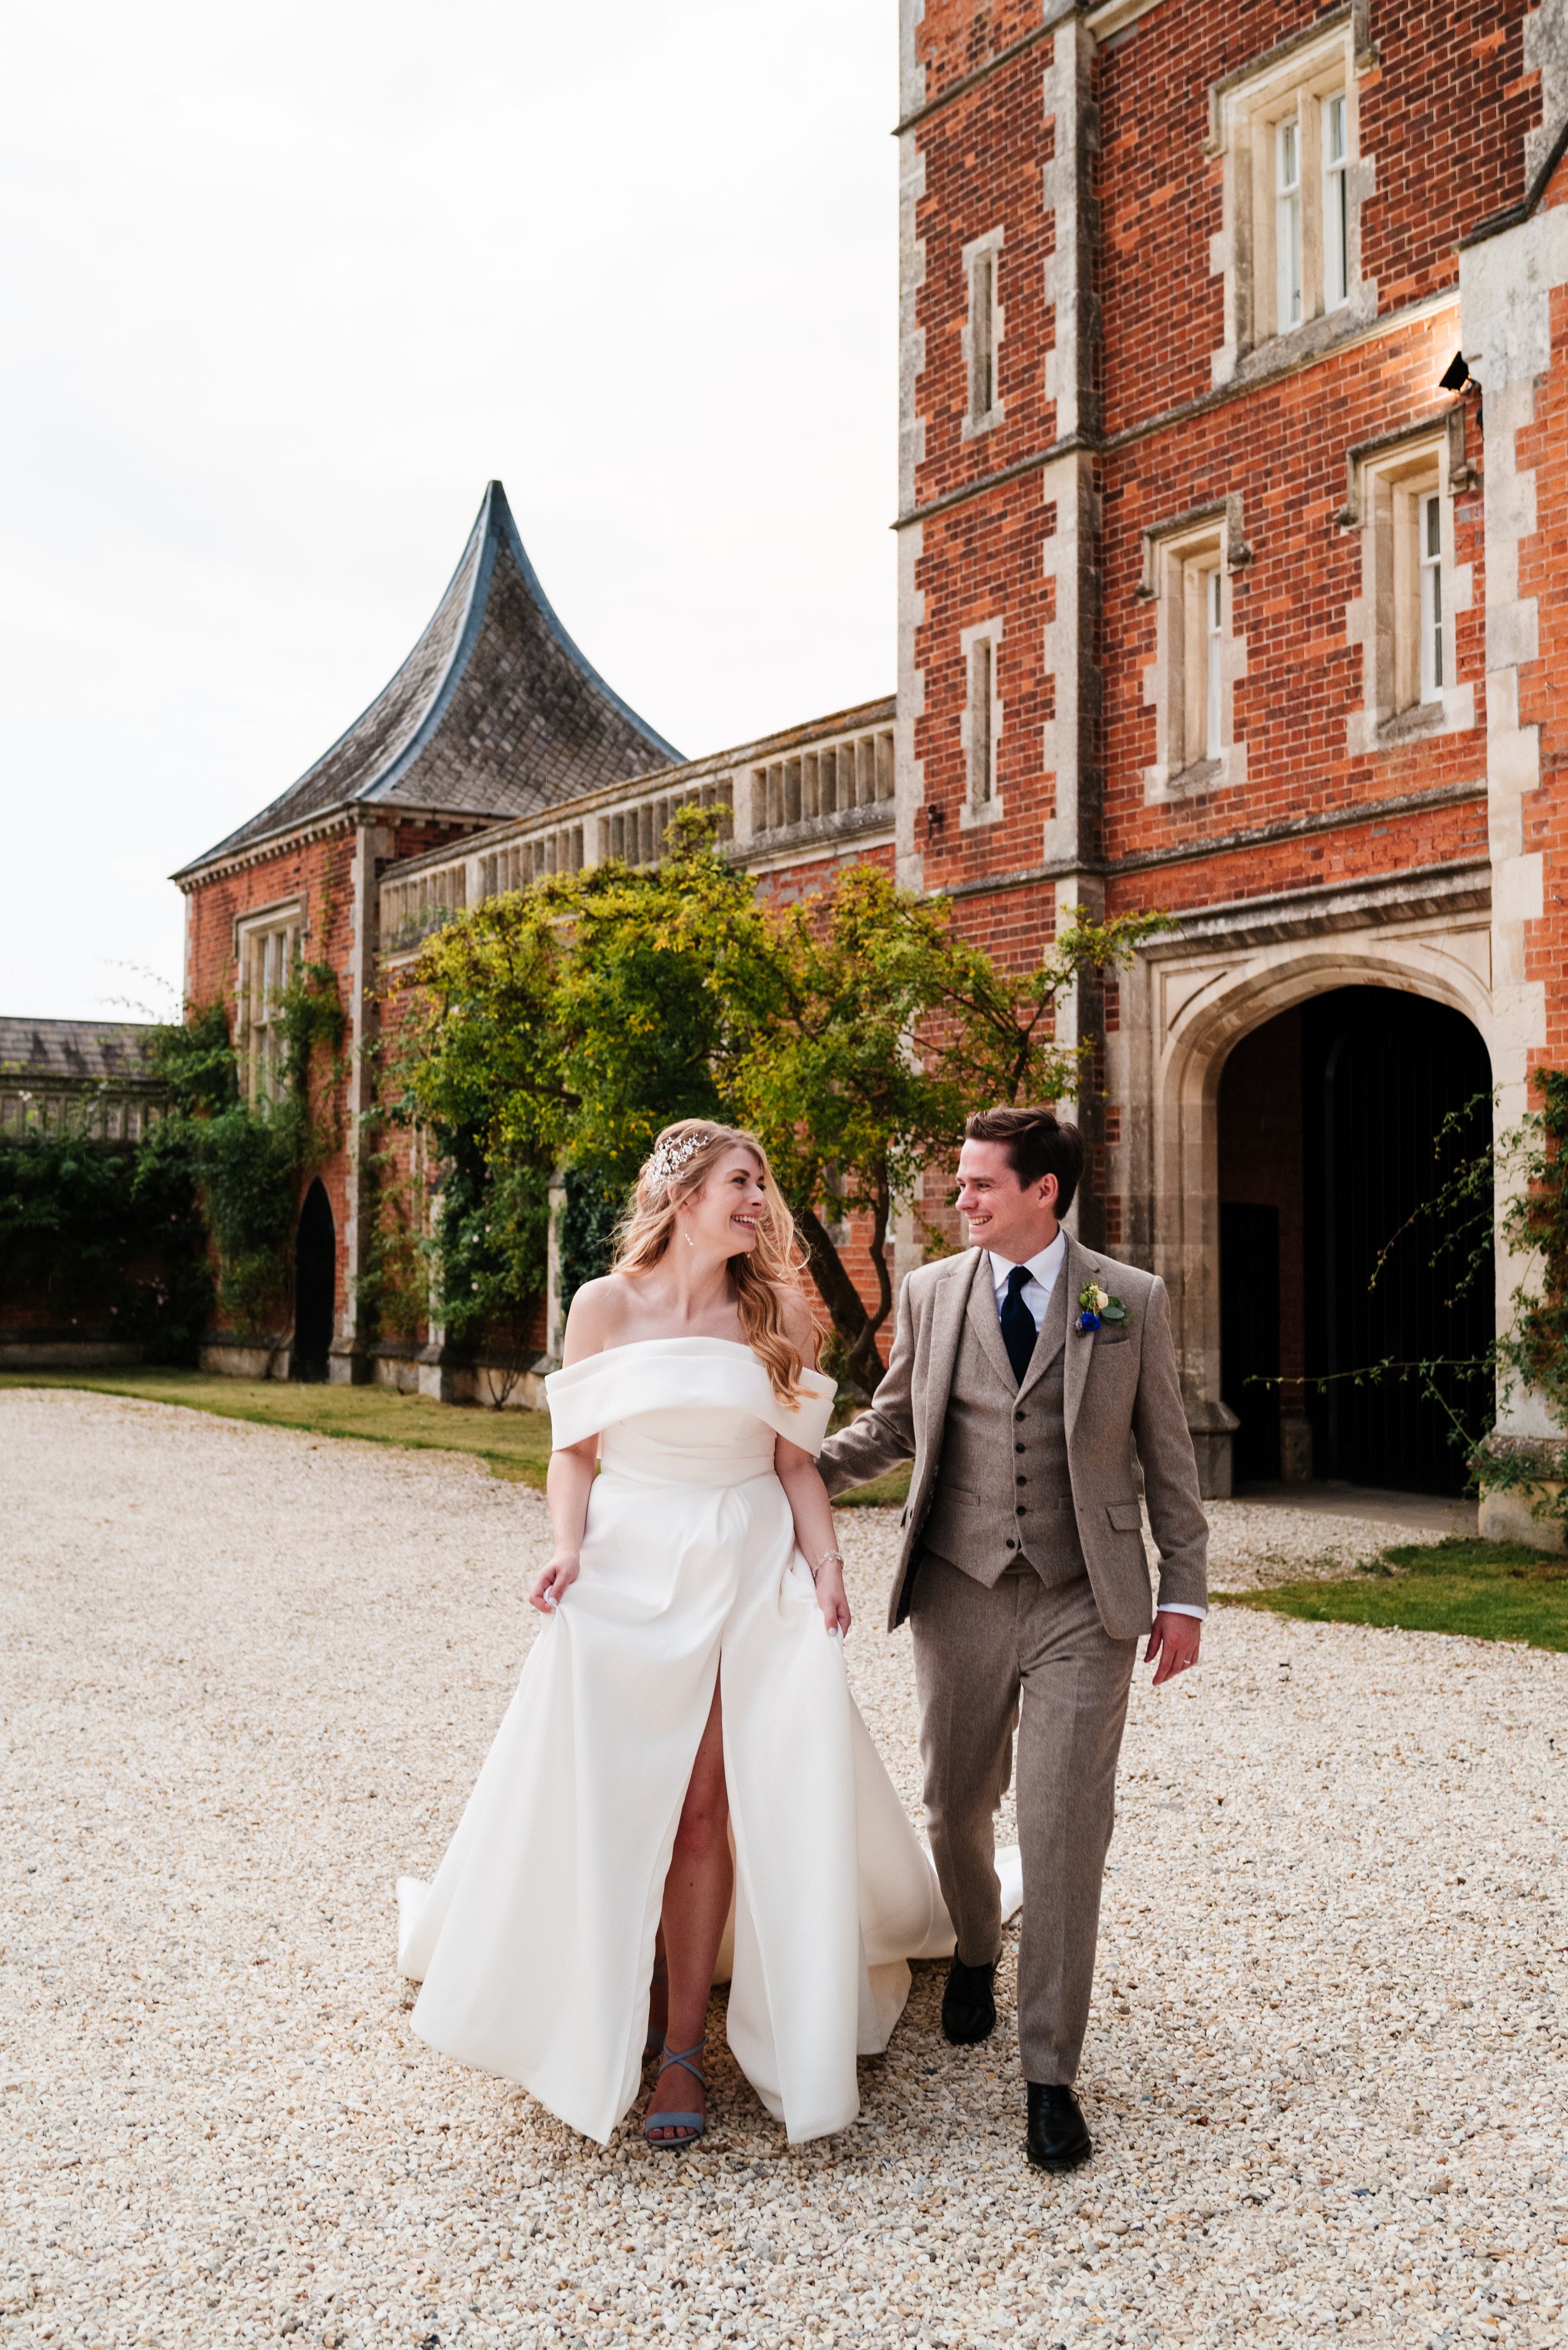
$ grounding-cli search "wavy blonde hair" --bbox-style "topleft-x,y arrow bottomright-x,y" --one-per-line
614,1119 -> 815,1400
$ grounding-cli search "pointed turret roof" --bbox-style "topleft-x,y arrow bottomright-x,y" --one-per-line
176,482 -> 682,877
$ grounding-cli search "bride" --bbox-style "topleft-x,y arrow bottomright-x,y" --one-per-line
396,1118 -> 983,2149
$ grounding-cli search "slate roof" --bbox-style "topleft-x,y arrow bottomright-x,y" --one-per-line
176,482 -> 682,878
0,1019 -> 162,1087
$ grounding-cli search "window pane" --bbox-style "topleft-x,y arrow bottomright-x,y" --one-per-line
1323,95 -> 1349,309
971,640 -> 993,804
1205,571 -> 1222,760
1419,496 -> 1444,701
972,254 -> 994,418
1325,93 -> 1345,165
1276,120 -> 1301,330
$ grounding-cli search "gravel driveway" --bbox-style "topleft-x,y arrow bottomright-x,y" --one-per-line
3,1389 -> 1565,2350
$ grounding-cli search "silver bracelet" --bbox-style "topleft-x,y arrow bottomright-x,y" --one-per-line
812,1548 -> 845,1582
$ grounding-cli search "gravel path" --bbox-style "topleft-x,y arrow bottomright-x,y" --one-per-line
3,1389 -> 1565,2350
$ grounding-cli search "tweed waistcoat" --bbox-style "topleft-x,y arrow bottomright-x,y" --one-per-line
918,1261 -> 1088,1589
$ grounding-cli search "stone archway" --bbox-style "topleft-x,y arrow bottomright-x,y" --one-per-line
1112,890 -> 1498,1495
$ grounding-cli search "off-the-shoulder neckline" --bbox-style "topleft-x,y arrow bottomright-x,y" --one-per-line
551,1335 -> 834,1382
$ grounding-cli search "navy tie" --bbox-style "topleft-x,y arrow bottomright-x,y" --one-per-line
1000,1264 -> 1037,1385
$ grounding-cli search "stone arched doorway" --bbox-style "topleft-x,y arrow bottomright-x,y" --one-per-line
1216,987 -> 1493,1495
292,1178 -> 336,1384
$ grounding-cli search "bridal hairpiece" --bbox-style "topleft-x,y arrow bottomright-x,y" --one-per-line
644,1130 -> 709,1193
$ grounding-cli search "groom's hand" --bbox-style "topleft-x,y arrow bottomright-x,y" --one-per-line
1145,1610 -> 1202,1686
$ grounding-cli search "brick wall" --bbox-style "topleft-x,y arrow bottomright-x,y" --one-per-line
911,33 -> 1062,502
1356,0 -> 1536,313
1099,303 -> 1487,891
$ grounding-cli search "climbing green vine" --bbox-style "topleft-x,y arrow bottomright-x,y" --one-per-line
157,962 -> 346,1333
1472,1066 -> 1568,1525
0,959 -> 349,1355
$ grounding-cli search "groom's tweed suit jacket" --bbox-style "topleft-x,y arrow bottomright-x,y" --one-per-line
816,1236 -> 1208,1639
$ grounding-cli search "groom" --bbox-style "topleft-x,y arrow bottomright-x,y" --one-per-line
815,1104 -> 1208,2171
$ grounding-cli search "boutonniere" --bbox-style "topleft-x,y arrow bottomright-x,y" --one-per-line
1076,1281 -> 1128,1334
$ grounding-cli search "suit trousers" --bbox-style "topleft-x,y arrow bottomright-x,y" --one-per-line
909,1552 -> 1138,2085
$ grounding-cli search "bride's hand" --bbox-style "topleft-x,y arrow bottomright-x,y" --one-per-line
813,1560 -> 851,1638
529,1553 -> 580,1614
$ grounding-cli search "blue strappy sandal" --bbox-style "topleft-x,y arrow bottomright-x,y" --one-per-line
644,2041 -> 707,2149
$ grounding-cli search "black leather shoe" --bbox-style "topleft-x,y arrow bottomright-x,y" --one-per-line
1026,2082 -> 1092,2172
941,1956 -> 997,2045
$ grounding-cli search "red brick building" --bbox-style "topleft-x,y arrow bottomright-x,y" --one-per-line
173,1 -> 1568,1510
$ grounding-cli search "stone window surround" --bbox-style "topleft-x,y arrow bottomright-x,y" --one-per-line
961,227 -> 1006,441
1205,6 -> 1377,390
959,615 -> 1005,828
234,896 -> 305,1104
1340,412 -> 1477,756
1140,499 -> 1249,807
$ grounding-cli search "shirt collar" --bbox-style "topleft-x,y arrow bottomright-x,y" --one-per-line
988,1229 -> 1066,1293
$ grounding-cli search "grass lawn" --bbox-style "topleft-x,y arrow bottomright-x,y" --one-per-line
0,1368 -> 555,1486
834,1462 -> 912,1510
1217,1534 -> 1568,1653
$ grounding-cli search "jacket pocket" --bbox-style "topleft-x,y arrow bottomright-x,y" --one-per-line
1106,1500 -> 1144,1532
922,1484 -> 975,1560
1095,1330 -> 1131,1346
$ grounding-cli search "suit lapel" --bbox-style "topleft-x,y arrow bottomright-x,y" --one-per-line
965,1248 -> 1018,1390
1059,1232 -> 1096,1441
923,1250 -> 987,1442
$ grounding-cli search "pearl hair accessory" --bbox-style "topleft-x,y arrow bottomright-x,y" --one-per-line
644,1130 -> 709,1193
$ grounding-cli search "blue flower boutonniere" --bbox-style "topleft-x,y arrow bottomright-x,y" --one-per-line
1076,1281 -> 1129,1335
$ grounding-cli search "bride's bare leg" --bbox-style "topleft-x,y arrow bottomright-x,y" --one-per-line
645,1922 -> 668,2055
646,1678 -> 729,2138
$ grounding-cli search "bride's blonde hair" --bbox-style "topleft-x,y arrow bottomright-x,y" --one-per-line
614,1119 -> 815,1400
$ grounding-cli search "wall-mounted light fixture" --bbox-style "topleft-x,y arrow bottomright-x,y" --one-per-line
1439,350 -> 1481,431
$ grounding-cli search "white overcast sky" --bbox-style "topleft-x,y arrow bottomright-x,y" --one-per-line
1,2 -> 896,1022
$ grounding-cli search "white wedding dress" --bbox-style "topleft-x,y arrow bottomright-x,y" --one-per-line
396,1336 -> 1020,2146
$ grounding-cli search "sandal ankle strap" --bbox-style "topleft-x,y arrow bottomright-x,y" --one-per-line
655,2040 -> 706,2091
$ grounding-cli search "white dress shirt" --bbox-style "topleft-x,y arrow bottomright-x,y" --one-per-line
987,1233 -> 1205,1622
987,1233 -> 1066,1328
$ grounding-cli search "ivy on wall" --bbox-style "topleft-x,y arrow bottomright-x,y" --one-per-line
1476,1066 -> 1568,1523
0,960 -> 348,1355
156,967 -> 346,1335
558,1167 -> 622,1317
0,1116 -> 211,1357
390,810 -> 1164,1394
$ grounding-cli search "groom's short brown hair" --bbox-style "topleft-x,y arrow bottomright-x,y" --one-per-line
963,1104 -> 1084,1216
